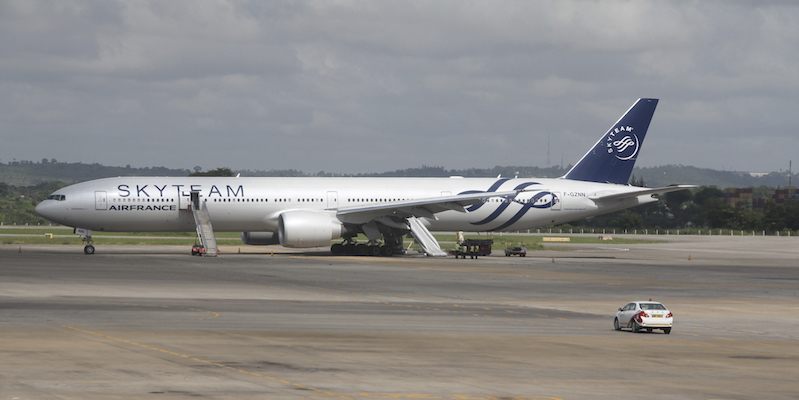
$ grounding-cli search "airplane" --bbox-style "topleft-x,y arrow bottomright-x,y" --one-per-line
35,98 -> 693,256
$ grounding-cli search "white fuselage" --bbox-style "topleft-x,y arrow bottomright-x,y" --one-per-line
35,176 -> 654,233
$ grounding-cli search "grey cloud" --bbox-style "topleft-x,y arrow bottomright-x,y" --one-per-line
1,0 -> 798,174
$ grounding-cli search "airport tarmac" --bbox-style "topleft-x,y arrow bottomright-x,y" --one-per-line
1,235 -> 798,400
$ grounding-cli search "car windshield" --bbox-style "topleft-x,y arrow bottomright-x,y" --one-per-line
640,303 -> 666,310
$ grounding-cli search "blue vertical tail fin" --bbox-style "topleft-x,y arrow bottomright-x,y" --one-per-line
563,98 -> 658,185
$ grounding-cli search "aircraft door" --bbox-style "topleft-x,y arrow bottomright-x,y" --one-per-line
95,191 -> 107,210
551,192 -> 562,211
326,191 -> 338,209
190,191 -> 201,210
178,190 -> 191,210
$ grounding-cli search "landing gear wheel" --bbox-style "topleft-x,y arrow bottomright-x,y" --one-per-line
331,243 -> 344,255
80,235 -> 94,255
380,245 -> 394,257
369,246 -> 381,256
614,318 -> 621,331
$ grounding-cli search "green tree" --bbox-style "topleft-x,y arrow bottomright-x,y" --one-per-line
700,197 -> 735,228
735,210 -> 764,231
693,186 -> 724,206
611,210 -> 643,230
763,201 -> 785,231
753,185 -> 775,200
664,189 -> 692,213
189,167 -> 235,177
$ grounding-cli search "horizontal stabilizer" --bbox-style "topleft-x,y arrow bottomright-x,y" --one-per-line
589,185 -> 696,202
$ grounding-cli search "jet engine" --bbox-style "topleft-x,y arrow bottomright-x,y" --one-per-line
278,211 -> 345,248
240,231 -> 280,245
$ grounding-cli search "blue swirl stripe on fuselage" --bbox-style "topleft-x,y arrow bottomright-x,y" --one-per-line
462,179 -> 511,213
489,190 -> 556,231
461,181 -> 545,228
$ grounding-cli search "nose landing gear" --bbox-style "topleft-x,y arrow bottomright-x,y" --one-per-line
75,228 -> 95,254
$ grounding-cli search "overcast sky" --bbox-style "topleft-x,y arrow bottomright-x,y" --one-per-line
2,0 -> 798,174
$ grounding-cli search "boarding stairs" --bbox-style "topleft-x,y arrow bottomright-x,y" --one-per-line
406,216 -> 447,257
191,198 -> 218,257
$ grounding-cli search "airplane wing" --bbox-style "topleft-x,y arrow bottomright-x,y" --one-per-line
335,190 -> 528,224
589,185 -> 696,202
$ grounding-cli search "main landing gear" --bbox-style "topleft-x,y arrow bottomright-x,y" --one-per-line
330,240 -> 400,257
331,226 -> 406,257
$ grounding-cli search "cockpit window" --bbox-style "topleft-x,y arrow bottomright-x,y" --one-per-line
46,194 -> 66,201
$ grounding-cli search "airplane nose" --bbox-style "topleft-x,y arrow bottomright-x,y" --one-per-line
35,200 -> 62,223
35,200 -> 51,219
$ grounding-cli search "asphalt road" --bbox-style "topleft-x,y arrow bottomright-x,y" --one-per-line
1,236 -> 798,400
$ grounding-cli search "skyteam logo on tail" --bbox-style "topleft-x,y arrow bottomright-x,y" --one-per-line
607,126 -> 639,161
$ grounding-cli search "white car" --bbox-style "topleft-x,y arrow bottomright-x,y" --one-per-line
614,301 -> 673,334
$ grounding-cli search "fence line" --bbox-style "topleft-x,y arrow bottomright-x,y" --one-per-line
527,228 -> 794,237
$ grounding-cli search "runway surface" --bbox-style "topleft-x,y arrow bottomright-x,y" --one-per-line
2,236 -> 798,399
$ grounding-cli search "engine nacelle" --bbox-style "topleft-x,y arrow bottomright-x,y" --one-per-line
278,211 -> 345,248
240,231 -> 280,245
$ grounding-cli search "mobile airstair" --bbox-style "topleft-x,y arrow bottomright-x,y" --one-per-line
190,192 -> 218,257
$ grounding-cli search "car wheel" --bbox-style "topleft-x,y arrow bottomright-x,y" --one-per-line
663,327 -> 671,335
631,320 -> 639,333
614,318 -> 621,331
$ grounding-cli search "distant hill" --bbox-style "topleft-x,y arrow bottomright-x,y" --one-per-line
1,160 -> 796,189
633,165 -> 794,188
0,161 -> 190,186
239,165 -> 571,179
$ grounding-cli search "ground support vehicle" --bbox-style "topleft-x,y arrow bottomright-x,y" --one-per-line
449,239 -> 493,259
505,246 -> 527,256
